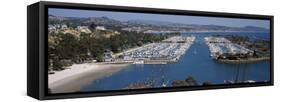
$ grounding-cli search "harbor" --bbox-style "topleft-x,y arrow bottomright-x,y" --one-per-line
204,36 -> 253,59
48,32 -> 270,93
112,36 -> 196,64
47,8 -> 271,94
80,32 -> 270,92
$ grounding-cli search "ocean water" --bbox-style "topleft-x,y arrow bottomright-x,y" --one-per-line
81,32 -> 271,92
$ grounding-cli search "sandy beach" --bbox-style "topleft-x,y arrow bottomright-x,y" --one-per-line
48,63 -> 128,94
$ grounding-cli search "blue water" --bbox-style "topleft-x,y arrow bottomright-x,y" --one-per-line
81,32 -> 270,92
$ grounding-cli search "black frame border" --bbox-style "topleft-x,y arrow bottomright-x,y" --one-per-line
38,1 -> 273,100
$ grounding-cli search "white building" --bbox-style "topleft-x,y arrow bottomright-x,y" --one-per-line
95,26 -> 106,30
48,25 -> 56,31
77,26 -> 92,33
123,55 -> 132,61
61,24 -> 68,29
103,49 -> 113,62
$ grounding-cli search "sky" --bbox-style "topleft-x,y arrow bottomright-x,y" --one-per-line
49,8 -> 270,29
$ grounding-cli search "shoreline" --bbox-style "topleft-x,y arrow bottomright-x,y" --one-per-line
180,30 -> 269,33
216,57 -> 270,64
48,63 -> 128,94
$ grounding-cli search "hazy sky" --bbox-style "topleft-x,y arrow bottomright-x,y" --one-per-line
49,8 -> 270,29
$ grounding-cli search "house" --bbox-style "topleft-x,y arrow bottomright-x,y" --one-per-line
123,55 -> 132,61
103,49 -> 113,62
77,26 -> 92,33
61,24 -> 68,29
95,26 -> 106,30
48,25 -> 56,31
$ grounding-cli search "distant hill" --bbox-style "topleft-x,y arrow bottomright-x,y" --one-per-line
242,26 -> 269,31
126,20 -> 183,26
126,19 -> 269,32
48,15 -> 269,32
84,16 -> 123,26
49,15 -> 70,21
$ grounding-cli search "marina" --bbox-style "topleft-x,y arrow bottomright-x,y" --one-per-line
204,36 -> 253,59
46,7 -> 272,95
80,32 -> 270,92
113,36 -> 196,64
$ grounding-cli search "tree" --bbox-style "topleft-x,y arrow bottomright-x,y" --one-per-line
137,41 -> 143,46
56,33 -> 79,60
89,23 -> 97,31
96,53 -> 104,62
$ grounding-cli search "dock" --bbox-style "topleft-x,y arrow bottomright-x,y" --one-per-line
204,36 -> 253,59
112,36 -> 196,64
